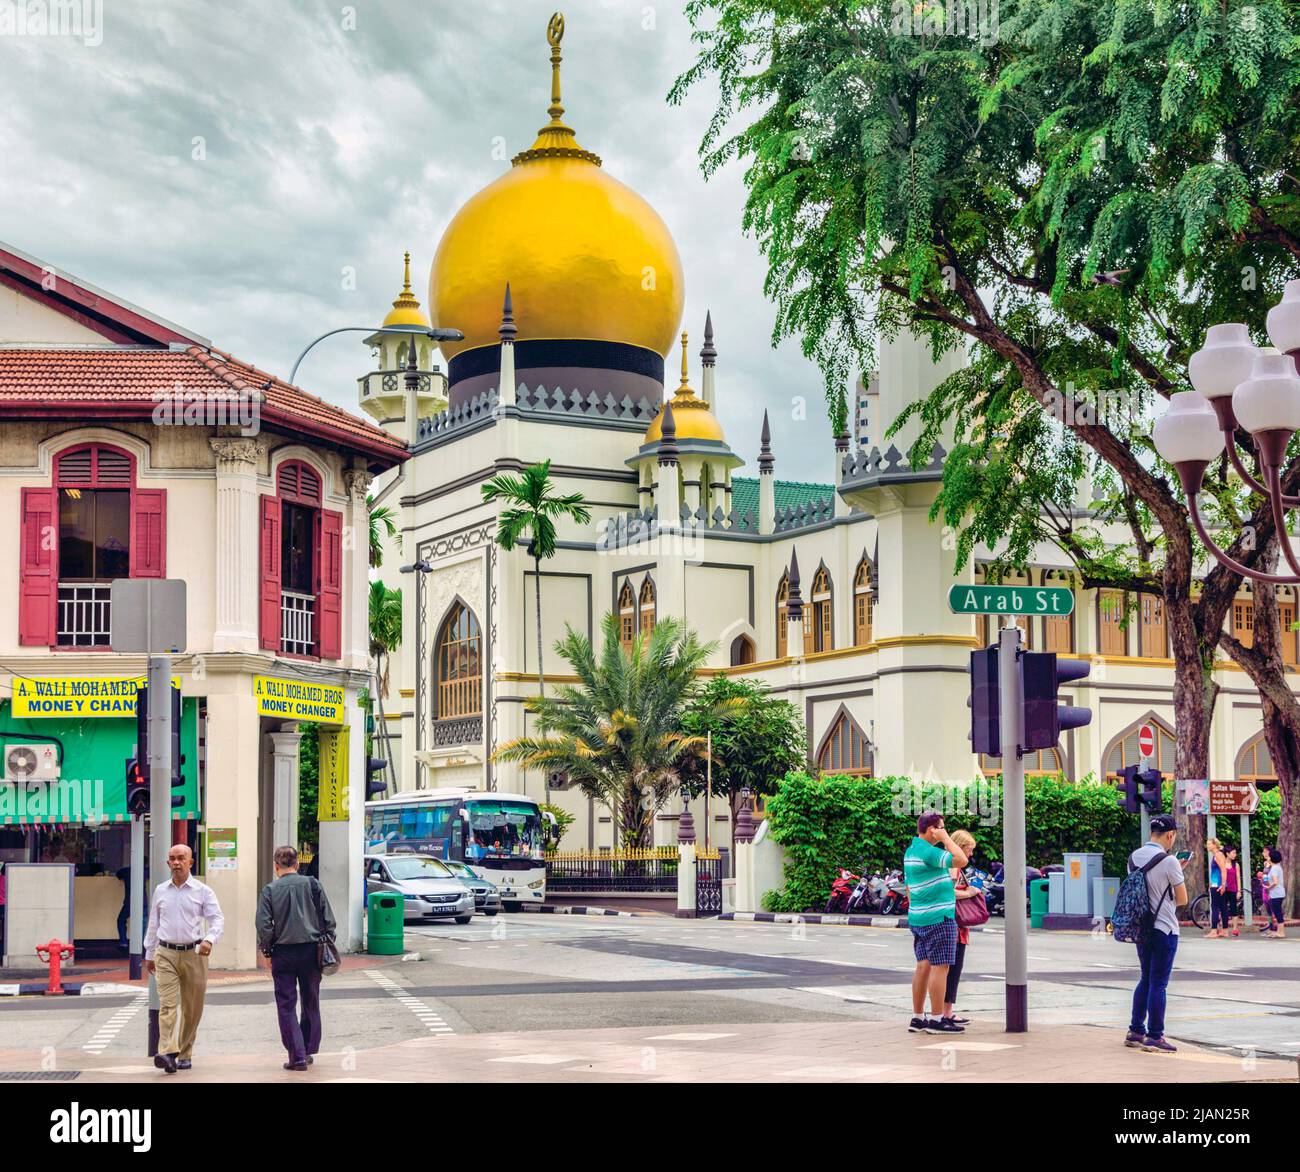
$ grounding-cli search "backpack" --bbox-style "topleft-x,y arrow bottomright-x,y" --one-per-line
1111,849 -> 1170,945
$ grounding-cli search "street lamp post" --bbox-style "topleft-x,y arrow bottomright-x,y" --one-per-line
1153,280 -> 1300,583
400,559 -> 434,790
288,325 -> 464,385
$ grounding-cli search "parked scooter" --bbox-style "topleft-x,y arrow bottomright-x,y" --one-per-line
824,866 -> 862,914
843,871 -> 876,914
878,868 -> 909,916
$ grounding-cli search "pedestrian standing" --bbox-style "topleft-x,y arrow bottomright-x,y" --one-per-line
941,828 -> 981,1026
256,845 -> 337,1071
905,811 -> 969,1035
1263,848 -> 1287,939
1125,815 -> 1189,1054
115,864 -> 131,950
144,844 -> 224,1073
1224,847 -> 1242,937
1205,838 -> 1229,939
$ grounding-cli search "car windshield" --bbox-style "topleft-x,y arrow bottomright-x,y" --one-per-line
444,861 -> 476,879
383,857 -> 453,881
465,801 -> 543,857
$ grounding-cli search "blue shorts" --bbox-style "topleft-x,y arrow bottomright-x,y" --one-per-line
911,918 -> 958,966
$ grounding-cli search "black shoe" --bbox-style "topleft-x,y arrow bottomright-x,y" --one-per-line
154,1053 -> 177,1074
306,1056 -> 314,1066
284,1060 -> 309,1071
908,1016 -> 927,1033
924,1018 -> 965,1034
176,1059 -> 192,1070
949,1015 -> 971,1025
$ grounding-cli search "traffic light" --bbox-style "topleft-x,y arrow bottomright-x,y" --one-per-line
1021,652 -> 1092,752
365,756 -> 388,800
136,684 -> 186,807
1117,764 -> 1141,814
967,646 -> 1000,756
1138,768 -> 1163,814
126,758 -> 149,815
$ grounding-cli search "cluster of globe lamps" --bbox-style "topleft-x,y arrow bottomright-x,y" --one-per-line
1153,279 -> 1300,583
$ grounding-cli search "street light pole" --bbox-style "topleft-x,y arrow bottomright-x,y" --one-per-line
998,622 -> 1028,1033
288,325 -> 464,385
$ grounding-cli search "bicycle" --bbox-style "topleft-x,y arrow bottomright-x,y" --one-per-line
1188,892 -> 1210,930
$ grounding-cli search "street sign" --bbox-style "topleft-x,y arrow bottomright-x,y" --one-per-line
948,585 -> 1074,616
1210,780 -> 1259,815
1137,724 -> 1156,759
109,579 -> 187,653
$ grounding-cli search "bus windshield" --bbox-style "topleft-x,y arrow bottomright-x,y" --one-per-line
464,800 -> 543,859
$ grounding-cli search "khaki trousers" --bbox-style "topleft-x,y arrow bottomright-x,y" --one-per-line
154,946 -> 208,1059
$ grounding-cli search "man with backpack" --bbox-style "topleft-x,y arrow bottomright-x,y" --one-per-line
1116,814 -> 1189,1054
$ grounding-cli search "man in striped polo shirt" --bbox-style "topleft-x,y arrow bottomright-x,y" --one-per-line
905,811 -> 968,1035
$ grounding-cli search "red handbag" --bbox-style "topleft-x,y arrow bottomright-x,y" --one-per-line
955,888 -> 990,927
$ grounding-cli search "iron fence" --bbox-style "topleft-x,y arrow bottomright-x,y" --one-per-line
544,847 -> 679,893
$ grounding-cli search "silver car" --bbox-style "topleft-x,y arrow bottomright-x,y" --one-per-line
364,854 -> 475,923
440,859 -> 503,915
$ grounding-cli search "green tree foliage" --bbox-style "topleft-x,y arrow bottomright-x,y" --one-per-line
297,723 -> 319,854
539,801 -> 576,849
493,615 -> 737,846
367,494 -> 397,569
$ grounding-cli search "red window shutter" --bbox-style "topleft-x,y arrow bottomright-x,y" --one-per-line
259,495 -> 282,652
129,489 -> 167,578
317,508 -> 343,660
19,487 -> 58,646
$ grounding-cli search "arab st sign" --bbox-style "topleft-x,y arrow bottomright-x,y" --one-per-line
947,584 -> 1075,617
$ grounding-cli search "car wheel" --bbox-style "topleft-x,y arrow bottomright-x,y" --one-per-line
454,914 -> 473,925
484,910 -> 499,916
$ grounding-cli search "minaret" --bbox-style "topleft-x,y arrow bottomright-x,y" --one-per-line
657,400 -> 681,523
758,409 -> 776,535
785,548 -> 805,659
498,282 -> 517,408
833,425 -> 851,518
403,335 -> 420,441
699,311 -> 717,410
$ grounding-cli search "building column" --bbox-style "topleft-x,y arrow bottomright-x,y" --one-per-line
318,686 -> 366,953
343,467 -> 373,673
210,438 -> 265,653
268,725 -> 303,852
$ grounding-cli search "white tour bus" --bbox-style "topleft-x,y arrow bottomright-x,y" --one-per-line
364,789 -> 549,909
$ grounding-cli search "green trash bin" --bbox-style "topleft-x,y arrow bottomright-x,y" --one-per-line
367,891 -> 405,955
1029,878 -> 1050,929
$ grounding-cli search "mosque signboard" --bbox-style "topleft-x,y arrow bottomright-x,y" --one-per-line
947,584 -> 1075,616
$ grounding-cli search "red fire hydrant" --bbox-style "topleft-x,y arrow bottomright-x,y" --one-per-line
35,939 -> 74,995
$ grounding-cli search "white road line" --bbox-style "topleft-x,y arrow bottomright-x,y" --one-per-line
82,991 -> 148,1053
364,969 -> 454,1037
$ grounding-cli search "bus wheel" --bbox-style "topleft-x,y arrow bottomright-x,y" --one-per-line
503,901 -> 522,913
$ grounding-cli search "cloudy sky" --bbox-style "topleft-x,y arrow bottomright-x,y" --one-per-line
0,0 -> 844,480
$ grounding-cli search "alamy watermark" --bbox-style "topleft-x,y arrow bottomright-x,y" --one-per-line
891,0 -> 1000,48
152,383 -> 260,436
0,0 -> 103,47
890,776 -> 1000,826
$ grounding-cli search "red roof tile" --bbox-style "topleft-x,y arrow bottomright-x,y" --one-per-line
0,346 -> 406,466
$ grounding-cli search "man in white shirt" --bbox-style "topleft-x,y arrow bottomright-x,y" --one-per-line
1125,815 -> 1189,1054
144,843 -> 224,1073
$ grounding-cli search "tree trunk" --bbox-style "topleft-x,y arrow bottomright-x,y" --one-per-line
1166,593 -> 1214,906
618,781 -> 652,849
535,554 -> 548,807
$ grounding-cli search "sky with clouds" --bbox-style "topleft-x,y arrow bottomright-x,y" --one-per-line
0,0 -> 850,481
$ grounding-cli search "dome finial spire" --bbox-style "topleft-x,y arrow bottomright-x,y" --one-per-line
546,12 -> 566,125
679,332 -> 690,390
513,12 -> 601,166
401,250 -> 413,295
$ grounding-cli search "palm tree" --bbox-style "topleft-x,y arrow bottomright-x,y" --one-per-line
494,614 -> 742,846
368,581 -> 402,699
368,494 -> 397,568
481,460 -> 591,801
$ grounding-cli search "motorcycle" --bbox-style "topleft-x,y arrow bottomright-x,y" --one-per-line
844,870 -> 876,914
878,868 -> 909,916
824,866 -> 862,914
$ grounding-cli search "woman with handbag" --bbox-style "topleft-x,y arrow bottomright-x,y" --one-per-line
944,830 -> 988,1026
256,845 -> 338,1071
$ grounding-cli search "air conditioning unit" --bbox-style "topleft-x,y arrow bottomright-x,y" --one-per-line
5,743 -> 60,785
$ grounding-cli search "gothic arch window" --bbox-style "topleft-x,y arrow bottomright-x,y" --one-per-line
435,600 -> 482,720
730,634 -> 756,666
1236,732 -> 1278,783
1103,713 -> 1176,779
810,564 -> 833,652
815,706 -> 873,777
618,581 -> 636,653
981,746 -> 1064,777
853,557 -> 874,647
638,576 -> 656,637
776,573 -> 790,659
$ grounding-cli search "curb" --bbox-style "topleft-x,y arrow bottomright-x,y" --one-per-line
721,911 -> 912,928
530,905 -> 653,918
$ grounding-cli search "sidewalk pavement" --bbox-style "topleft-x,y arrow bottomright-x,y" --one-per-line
10,1020 -> 1296,1084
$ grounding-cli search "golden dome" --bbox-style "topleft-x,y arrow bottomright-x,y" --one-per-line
428,13 -> 683,363
644,334 -> 726,444
382,252 -> 431,329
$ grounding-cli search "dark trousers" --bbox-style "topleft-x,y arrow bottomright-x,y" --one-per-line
117,900 -> 129,946
1210,889 -> 1228,930
944,940 -> 966,1004
271,942 -> 322,1065
1131,928 -> 1178,1040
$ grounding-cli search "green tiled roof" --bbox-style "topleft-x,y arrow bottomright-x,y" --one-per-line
730,477 -> 835,519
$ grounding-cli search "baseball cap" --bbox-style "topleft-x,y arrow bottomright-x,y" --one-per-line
1149,814 -> 1176,834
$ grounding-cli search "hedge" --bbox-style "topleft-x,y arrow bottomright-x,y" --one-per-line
759,771 -> 1281,913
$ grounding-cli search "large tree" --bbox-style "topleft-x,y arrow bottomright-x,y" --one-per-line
674,0 -> 1300,901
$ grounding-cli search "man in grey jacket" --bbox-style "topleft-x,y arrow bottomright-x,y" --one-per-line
256,845 -> 336,1071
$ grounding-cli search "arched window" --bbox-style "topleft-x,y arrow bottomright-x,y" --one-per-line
638,576 -> 656,637
435,601 -> 482,719
1104,715 -> 1176,779
1236,732 -> 1277,783
1042,570 -> 1073,653
276,459 -> 322,504
981,746 -> 1065,778
618,581 -> 636,653
730,634 -> 756,666
1098,589 -> 1127,655
776,574 -> 789,658
809,565 -> 833,652
1139,593 -> 1167,658
816,707 -> 872,777
853,558 -> 873,646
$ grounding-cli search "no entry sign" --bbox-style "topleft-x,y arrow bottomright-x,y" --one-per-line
1210,780 -> 1259,816
1138,724 -> 1156,759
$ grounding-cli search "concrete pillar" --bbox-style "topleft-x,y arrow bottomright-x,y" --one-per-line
318,688 -> 366,953
343,467 -> 372,671
269,725 -> 303,853
210,438 -> 265,653
676,799 -> 697,918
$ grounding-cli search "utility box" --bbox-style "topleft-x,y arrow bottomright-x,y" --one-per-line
1048,871 -> 1064,915
1092,876 -> 1120,921
1064,852 -> 1104,916
2,863 -> 74,968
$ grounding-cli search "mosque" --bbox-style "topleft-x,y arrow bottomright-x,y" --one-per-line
361,13 -> 1284,848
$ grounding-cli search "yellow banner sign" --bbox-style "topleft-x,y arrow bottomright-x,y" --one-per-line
12,676 -> 180,719
253,676 -> 345,724
317,725 -> 350,822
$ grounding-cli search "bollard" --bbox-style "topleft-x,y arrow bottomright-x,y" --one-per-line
35,939 -> 75,995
